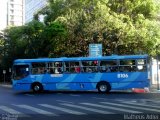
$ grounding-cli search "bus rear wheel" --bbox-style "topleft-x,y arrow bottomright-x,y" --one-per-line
97,82 -> 111,93
32,83 -> 43,93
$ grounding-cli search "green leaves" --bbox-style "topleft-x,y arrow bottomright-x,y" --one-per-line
32,0 -> 160,56
1,19 -> 67,68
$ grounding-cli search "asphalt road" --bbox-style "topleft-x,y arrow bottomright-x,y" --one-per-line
0,85 -> 160,120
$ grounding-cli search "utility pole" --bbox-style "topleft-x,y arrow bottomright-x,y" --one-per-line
156,44 -> 160,90
157,55 -> 159,90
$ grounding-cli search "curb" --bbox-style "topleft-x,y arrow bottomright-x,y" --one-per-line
0,84 -> 12,88
150,90 -> 160,93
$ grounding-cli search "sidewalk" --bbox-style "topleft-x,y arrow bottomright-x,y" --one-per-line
149,84 -> 160,93
0,82 -> 12,88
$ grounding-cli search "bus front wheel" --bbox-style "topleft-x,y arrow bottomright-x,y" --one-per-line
97,82 -> 111,93
32,83 -> 43,93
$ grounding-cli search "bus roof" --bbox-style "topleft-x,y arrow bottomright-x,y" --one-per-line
13,54 -> 148,64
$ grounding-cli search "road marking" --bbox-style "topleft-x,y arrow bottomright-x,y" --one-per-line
115,99 -> 137,103
101,102 -> 160,113
39,104 -> 86,115
0,106 -> 28,117
81,103 -> 141,113
56,100 -> 73,104
144,99 -> 160,104
13,104 -> 57,116
92,97 -> 106,100
120,101 -> 160,109
69,94 -> 81,97
61,103 -> 113,114
25,94 -> 35,97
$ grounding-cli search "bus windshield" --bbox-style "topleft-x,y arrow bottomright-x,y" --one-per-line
13,65 -> 29,80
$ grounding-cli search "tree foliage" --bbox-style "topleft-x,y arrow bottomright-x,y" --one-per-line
38,0 -> 160,56
1,20 -> 66,69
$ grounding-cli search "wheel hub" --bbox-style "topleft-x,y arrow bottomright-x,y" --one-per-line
34,85 -> 40,91
100,85 -> 107,92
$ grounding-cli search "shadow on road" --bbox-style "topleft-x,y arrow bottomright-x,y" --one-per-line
13,90 -> 139,96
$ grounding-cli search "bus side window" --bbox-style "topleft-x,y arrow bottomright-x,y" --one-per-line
75,65 -> 80,73
48,62 -> 63,74
32,68 -> 38,74
54,62 -> 62,74
73,62 -> 80,73
50,68 -> 54,74
65,61 -> 80,73
31,63 -> 46,74
110,66 -> 118,72
100,60 -> 117,72
63,62 -> 69,73
82,61 -> 98,73
38,67 -> 45,74
137,65 -> 147,71
119,60 -> 136,72
137,59 -> 147,72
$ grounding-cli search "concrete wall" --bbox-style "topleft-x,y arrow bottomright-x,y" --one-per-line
150,58 -> 160,85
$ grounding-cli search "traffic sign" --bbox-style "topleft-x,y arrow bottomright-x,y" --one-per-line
3,70 -> 6,74
89,44 -> 102,57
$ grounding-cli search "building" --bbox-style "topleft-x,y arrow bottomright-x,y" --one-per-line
25,0 -> 47,23
0,0 -> 24,31
150,58 -> 160,85
7,0 -> 25,27
0,0 -> 8,30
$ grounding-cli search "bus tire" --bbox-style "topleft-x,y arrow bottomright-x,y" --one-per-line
31,82 -> 43,93
97,82 -> 111,93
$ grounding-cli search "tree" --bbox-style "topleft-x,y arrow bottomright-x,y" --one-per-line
22,20 -> 45,58
1,26 -> 26,69
37,0 -> 160,56
2,0 -> 160,62
41,21 -> 67,57
1,19 -> 67,69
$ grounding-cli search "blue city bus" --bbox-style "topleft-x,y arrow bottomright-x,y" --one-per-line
12,55 -> 150,93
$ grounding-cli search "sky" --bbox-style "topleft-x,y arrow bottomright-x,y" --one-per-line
0,0 -> 7,31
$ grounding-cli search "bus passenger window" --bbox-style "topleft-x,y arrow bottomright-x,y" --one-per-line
64,61 -> 80,73
55,62 -> 62,73
119,60 -> 136,72
137,59 -> 147,72
110,66 -> 118,72
48,62 -> 63,74
75,65 -> 80,73
32,63 -> 46,74
100,60 -> 117,72
137,65 -> 146,71
49,68 -> 54,74
82,61 -> 98,73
